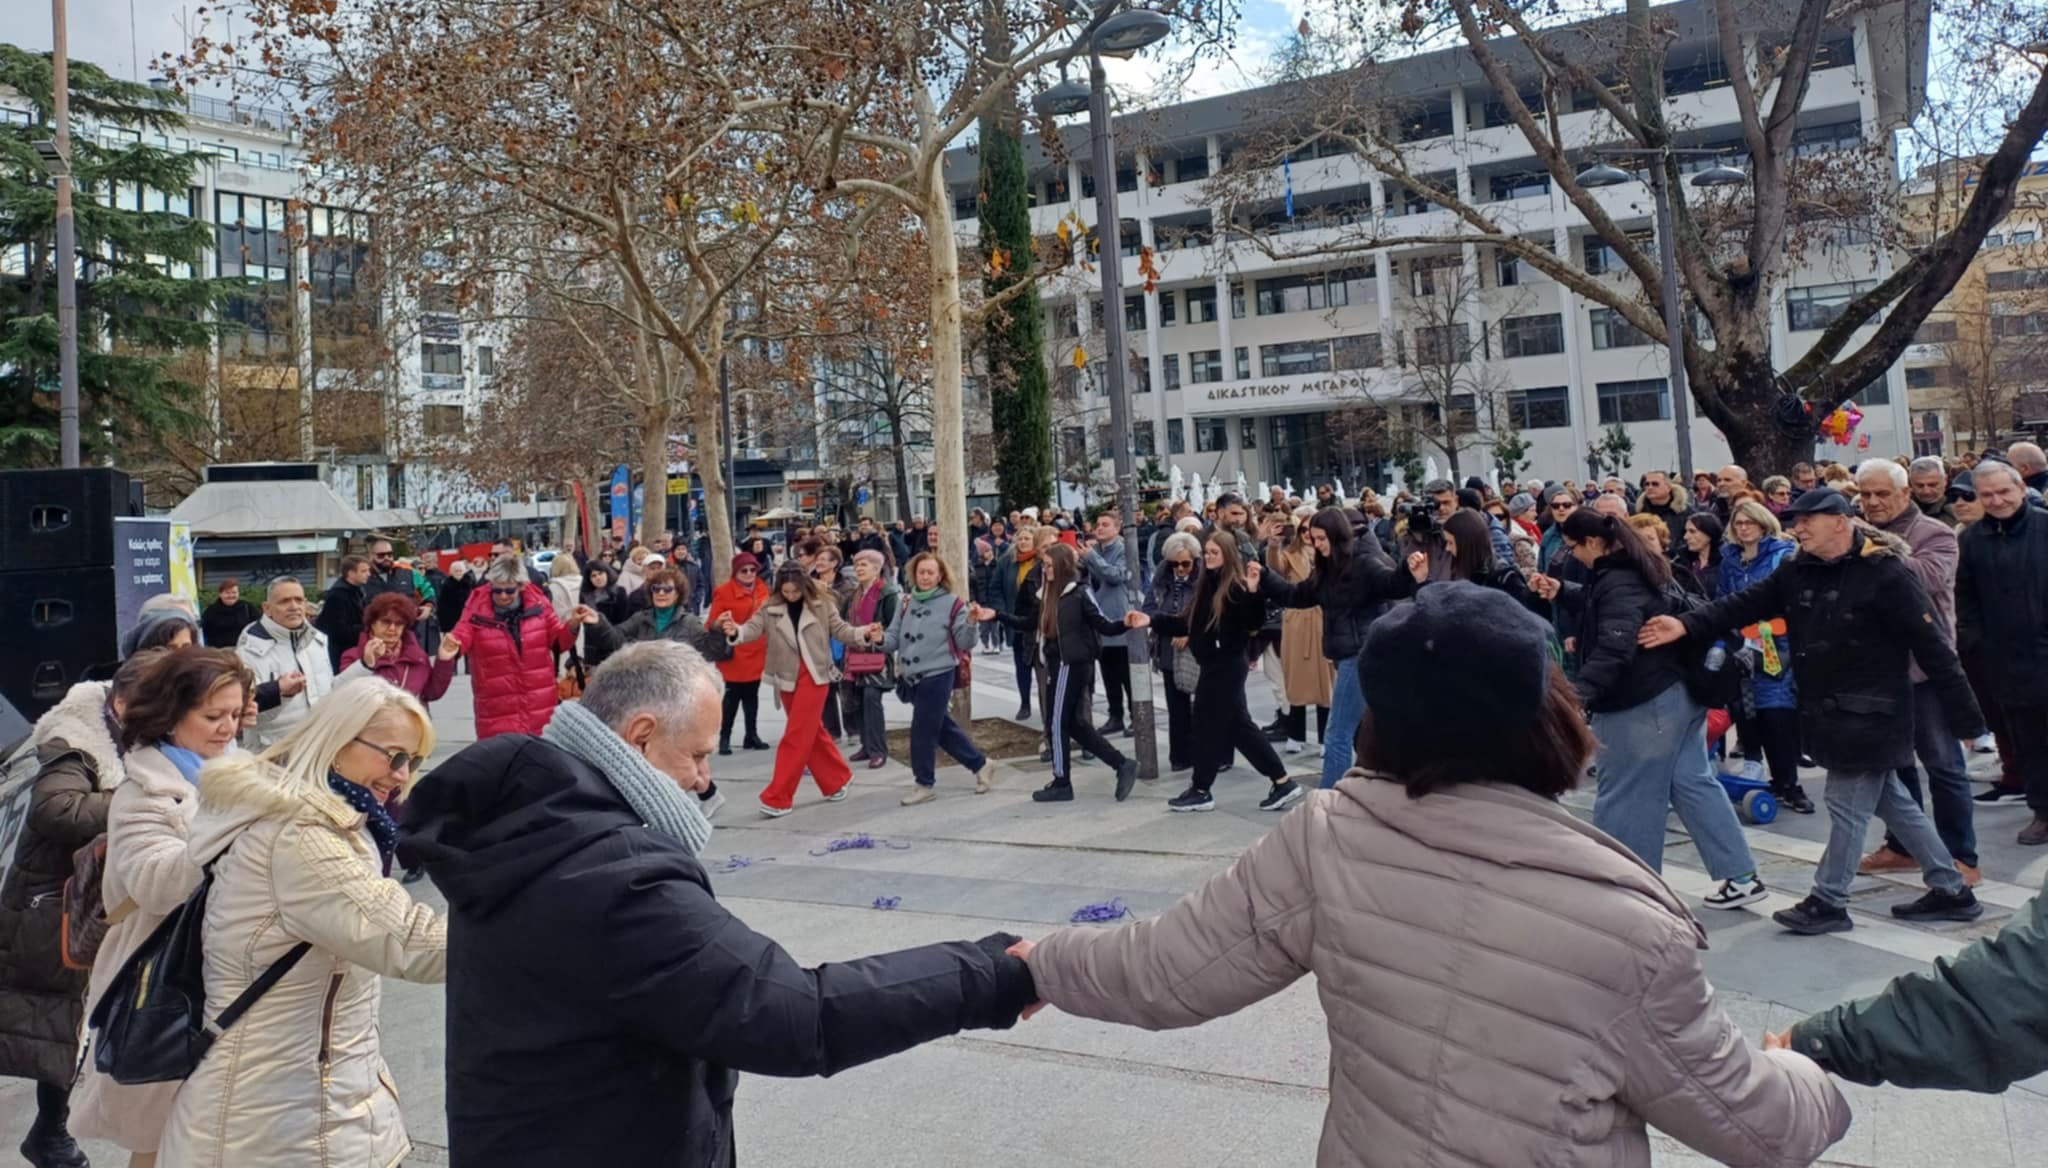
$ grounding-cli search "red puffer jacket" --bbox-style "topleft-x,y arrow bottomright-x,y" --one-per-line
452,583 -> 576,739
706,578 -> 770,684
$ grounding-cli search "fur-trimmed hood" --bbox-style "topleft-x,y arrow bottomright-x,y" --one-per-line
189,755 -> 362,866
1853,524 -> 1907,560
31,680 -> 121,792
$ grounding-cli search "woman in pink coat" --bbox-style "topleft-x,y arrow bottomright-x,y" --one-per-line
445,559 -> 590,739
1011,584 -> 1851,1168
338,591 -> 458,705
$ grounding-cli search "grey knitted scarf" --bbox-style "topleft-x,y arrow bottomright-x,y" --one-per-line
543,700 -> 712,858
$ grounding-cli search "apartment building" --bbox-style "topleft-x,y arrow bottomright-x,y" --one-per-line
1,79 -> 504,521
943,0 -> 1929,490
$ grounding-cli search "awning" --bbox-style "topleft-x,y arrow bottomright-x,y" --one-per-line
171,479 -> 373,536
193,536 -> 340,558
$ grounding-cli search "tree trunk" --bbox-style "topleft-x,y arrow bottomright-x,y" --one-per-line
1699,342 -> 1817,477
924,160 -> 972,722
688,379 -> 736,586
889,397 -> 915,520
636,399 -> 669,548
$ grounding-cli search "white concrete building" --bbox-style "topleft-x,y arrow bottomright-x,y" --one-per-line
944,0 -> 1927,490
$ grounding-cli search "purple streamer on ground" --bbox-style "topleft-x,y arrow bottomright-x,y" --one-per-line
872,896 -> 902,910
809,833 -> 912,856
1071,898 -> 1131,923
714,855 -> 773,873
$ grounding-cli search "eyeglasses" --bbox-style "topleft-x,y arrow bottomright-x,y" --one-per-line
735,567 -> 758,575
351,738 -> 418,774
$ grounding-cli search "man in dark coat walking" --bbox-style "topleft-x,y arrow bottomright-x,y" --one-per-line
1956,460 -> 2048,846
397,641 -> 1037,1168
1641,488 -> 1986,936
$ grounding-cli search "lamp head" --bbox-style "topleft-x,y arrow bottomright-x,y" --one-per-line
1575,162 -> 1632,188
1034,77 -> 1094,118
1092,7 -> 1172,56
1691,163 -> 1748,188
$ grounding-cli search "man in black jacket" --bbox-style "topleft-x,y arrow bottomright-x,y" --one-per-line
1956,460 -> 2048,845
314,555 -> 371,672
398,641 -> 1037,1168
1641,488 -> 1987,936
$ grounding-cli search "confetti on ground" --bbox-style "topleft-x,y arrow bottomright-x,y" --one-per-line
809,833 -> 913,856
1070,898 -> 1131,923
872,896 -> 902,910
713,855 -> 771,873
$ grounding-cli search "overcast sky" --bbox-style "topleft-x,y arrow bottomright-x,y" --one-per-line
3,0 -> 205,84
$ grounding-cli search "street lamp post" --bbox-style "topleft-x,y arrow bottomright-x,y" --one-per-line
50,0 -> 80,468
1577,150 -> 1745,488
1036,3 -> 1170,780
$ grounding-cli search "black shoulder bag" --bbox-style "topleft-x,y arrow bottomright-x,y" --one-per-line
85,858 -> 311,1085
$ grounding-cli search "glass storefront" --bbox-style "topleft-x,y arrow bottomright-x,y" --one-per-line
1267,410 -> 1393,493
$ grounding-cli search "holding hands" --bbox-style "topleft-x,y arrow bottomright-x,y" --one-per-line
1527,573 -> 1561,601
969,604 -> 999,623
1406,551 -> 1429,583
1123,611 -> 1150,630
277,670 -> 308,698
438,633 -> 464,662
568,604 -> 601,626
718,613 -> 741,638
864,623 -> 885,644
1005,938 -> 1047,1021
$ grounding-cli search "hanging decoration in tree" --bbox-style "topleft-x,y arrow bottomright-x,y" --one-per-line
1819,404 -> 1864,445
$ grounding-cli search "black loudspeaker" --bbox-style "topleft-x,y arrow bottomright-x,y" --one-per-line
0,468 -> 138,572
0,569 -> 120,722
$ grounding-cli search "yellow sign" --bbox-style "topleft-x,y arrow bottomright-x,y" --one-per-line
667,475 -> 691,496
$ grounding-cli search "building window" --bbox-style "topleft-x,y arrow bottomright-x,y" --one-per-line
1158,290 -> 1176,327
1812,35 -> 1856,69
1905,366 -> 1950,389
1505,386 -> 1571,430
1413,324 -> 1473,365
1125,295 -> 1146,333
1162,353 -> 1181,390
1409,253 -> 1461,296
1229,283 -> 1246,319
1916,319 -> 1959,344
476,345 -> 495,377
1054,304 -> 1079,338
1239,418 -> 1258,449
1235,346 -> 1250,379
1793,121 -> 1862,158
2016,230 -> 2039,246
1173,153 -> 1209,183
1787,281 -> 1878,331
421,404 -> 465,438
1167,417 -> 1185,454
1255,271 -> 1351,315
422,341 -> 462,376
1995,312 -> 2048,337
1133,419 -> 1156,456
1333,333 -> 1382,370
1589,307 -> 1653,350
1195,418 -> 1228,452
1584,231 -> 1651,276
1499,313 -> 1565,358
1496,246 -> 1547,287
1852,376 -> 1891,407
1261,339 -> 1332,378
1488,171 -> 1551,202
1131,355 -> 1150,392
1987,268 -> 2048,292
1186,286 -> 1218,323
1596,378 -> 1670,424
1189,349 -> 1223,383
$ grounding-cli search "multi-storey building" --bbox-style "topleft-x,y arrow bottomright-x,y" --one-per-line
1901,161 -> 2048,456
1,78 -> 507,523
944,0 -> 1928,491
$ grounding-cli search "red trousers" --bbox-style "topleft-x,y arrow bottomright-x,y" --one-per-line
762,672 -> 852,809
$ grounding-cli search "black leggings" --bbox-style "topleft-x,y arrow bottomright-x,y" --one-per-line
1162,667 -> 1193,770
1738,707 -> 1805,796
1012,636 -> 1038,708
1047,659 -> 1126,785
35,1080 -> 68,1132
721,680 -> 761,742
1192,657 -> 1287,792
1281,705 -> 1330,743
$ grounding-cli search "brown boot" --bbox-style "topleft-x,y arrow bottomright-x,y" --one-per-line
1857,845 -> 1918,875
2019,816 -> 2048,847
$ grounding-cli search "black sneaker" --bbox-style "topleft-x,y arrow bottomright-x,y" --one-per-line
1098,718 -> 1125,737
1975,785 -> 2027,804
1772,895 -> 1853,936
1114,760 -> 1138,802
1775,787 -> 1816,815
19,1127 -> 87,1168
1258,780 -> 1306,812
718,741 -> 732,757
1167,785 -> 1216,812
1891,886 -> 1983,922
1038,747 -> 1054,763
742,737 -> 771,751
1031,782 -> 1074,803
401,867 -> 427,886
1014,703 -> 1032,721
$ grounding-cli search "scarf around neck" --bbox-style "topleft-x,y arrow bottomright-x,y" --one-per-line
653,605 -> 679,634
327,772 -> 400,875
543,699 -> 711,857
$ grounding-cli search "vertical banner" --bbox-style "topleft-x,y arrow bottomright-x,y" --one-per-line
168,522 -> 198,604
608,464 -> 631,546
631,481 -> 645,542
112,517 -> 175,639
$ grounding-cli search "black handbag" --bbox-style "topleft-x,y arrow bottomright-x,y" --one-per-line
85,860 -> 310,1085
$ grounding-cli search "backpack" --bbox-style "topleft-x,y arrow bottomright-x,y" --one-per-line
60,834 -> 116,971
85,853 -> 309,1084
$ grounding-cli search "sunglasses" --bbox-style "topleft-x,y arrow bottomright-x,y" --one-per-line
649,583 -> 678,594
489,586 -> 522,597
352,738 -> 418,774
736,567 -> 758,575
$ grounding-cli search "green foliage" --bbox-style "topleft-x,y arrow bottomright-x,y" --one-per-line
1393,447 -> 1427,492
1593,423 -> 1636,475
0,45 -> 240,466
977,109 -> 1052,512
1491,417 -> 1532,481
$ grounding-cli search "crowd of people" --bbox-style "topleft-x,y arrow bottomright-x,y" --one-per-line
4,440 -> 2048,1166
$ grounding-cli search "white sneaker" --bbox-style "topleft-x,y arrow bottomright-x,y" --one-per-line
1703,876 -> 1768,910
758,803 -> 791,819
824,788 -> 849,803
699,789 -> 726,819
1284,740 -> 1306,755
901,786 -> 937,806
974,766 -> 994,794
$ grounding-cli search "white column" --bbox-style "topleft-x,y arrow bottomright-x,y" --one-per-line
1553,196 -> 1590,464
1852,12 -> 1912,453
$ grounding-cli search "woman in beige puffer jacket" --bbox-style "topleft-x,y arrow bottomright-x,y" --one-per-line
1019,583 -> 1852,1168
157,678 -> 445,1168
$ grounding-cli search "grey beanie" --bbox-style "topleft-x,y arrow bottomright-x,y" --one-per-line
1507,492 -> 1536,517
119,607 -> 198,659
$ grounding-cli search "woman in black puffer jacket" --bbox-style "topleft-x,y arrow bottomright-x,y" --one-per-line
1533,509 -> 1763,910
1144,531 -> 1203,773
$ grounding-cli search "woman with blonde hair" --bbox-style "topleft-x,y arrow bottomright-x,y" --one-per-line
1272,509 -> 1333,755
73,649 -> 253,1166
155,678 -> 445,1168
890,552 -> 994,802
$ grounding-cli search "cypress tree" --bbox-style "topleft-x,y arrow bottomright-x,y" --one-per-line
978,96 -> 1052,512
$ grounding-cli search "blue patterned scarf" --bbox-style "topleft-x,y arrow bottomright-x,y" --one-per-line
327,771 -> 400,875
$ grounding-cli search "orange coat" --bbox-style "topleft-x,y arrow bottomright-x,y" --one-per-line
707,578 -> 770,683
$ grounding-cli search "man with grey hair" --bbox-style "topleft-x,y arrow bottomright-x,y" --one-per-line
1853,459 -> 1979,882
399,639 -> 1040,1168
1957,459 -> 2048,844
237,573 -> 335,748
2009,441 -> 2048,493
1908,456 -> 1959,527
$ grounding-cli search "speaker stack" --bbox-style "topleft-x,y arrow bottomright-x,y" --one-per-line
0,468 -> 139,721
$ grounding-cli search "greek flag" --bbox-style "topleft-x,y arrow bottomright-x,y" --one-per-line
1283,154 -> 1294,220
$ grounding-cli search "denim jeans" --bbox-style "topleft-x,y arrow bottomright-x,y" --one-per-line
1589,683 -> 1758,879
1321,658 -> 1364,790
909,670 -> 987,787
1885,681 -> 1978,866
1813,769 -> 1964,908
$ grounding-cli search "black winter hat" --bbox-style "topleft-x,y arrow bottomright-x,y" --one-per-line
1361,582 -> 1551,728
